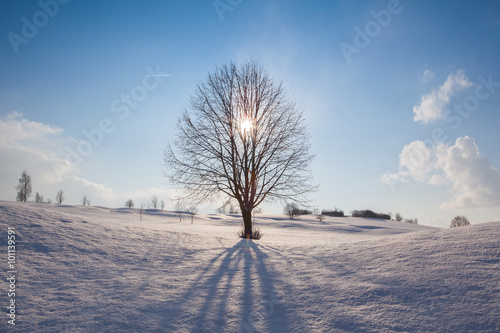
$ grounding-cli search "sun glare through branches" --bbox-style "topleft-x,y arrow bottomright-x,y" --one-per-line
240,119 -> 253,133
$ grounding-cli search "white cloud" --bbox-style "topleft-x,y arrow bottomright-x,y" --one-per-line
382,140 -> 447,186
399,140 -> 435,183
413,70 -> 473,123
0,111 -> 64,148
0,111 -> 172,207
382,136 -> 500,209
420,69 -> 435,83
0,111 -> 70,183
56,176 -> 172,207
440,137 -> 500,208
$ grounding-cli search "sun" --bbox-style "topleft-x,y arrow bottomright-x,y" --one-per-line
240,119 -> 253,132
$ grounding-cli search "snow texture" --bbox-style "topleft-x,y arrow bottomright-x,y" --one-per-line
0,201 -> 499,332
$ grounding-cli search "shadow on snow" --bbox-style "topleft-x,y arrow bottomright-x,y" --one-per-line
152,239 -> 297,332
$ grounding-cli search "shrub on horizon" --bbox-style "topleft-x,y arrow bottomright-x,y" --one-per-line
450,215 -> 471,228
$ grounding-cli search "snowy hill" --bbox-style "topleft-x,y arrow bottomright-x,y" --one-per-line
1,201 -> 499,332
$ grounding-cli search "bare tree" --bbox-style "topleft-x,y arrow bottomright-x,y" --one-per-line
35,192 -> 44,203
151,195 -> 159,209
317,214 -> 325,222
55,190 -> 64,205
252,207 -> 262,217
229,203 -> 239,214
16,170 -> 32,202
450,215 -> 470,228
165,61 -> 315,238
217,198 -> 238,214
125,199 -> 134,208
82,195 -> 89,206
284,202 -> 300,219
404,218 -> 418,224
160,199 -> 166,210
187,205 -> 198,225
395,212 -> 403,222
139,202 -> 146,221
174,200 -> 185,222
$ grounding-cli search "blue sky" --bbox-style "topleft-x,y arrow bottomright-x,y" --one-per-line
1,0 -> 499,227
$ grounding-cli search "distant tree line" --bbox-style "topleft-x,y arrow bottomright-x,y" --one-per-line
124,196 -> 170,222
321,208 -> 346,217
394,212 -> 418,224
284,202 -> 312,219
318,208 -> 420,224
352,210 -> 391,220
125,196 -> 166,210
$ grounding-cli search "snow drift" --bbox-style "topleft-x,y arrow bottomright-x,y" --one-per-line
0,201 -> 498,332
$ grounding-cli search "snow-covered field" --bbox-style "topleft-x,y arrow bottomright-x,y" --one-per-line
1,201 -> 499,332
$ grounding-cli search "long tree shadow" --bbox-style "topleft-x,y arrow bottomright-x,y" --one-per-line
153,239 -> 298,332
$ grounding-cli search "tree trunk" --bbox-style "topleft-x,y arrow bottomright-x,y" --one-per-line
242,209 -> 252,238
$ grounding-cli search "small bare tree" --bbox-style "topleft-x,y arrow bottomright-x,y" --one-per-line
395,212 -> 403,222
175,200 -> 185,222
16,170 -> 32,202
284,202 -> 300,219
252,207 -> 262,217
125,199 -> 134,208
218,198 -> 237,214
139,202 -> 146,221
404,218 -> 418,224
160,199 -> 166,210
82,195 -> 89,206
187,205 -> 198,224
35,192 -> 44,203
450,215 -> 470,228
165,61 -> 316,238
229,204 -> 239,214
55,190 -> 64,205
151,195 -> 159,209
